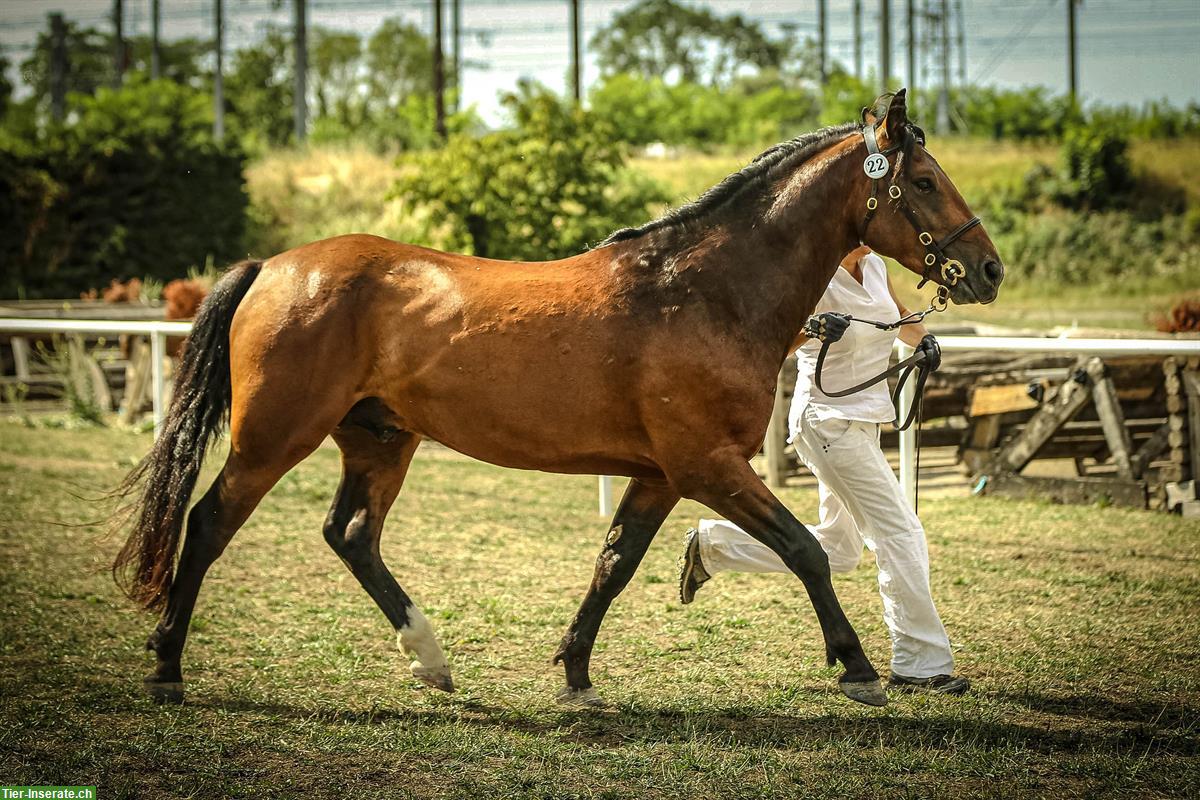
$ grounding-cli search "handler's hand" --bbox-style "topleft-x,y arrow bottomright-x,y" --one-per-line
917,333 -> 941,372
803,312 -> 851,344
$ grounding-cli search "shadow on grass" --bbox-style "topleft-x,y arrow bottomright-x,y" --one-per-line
994,689 -> 1200,730
192,693 -> 1200,757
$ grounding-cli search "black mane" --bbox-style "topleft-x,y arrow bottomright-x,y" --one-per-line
599,122 -> 860,247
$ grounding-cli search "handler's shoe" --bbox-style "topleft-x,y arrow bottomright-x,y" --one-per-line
678,528 -> 710,605
888,673 -> 971,696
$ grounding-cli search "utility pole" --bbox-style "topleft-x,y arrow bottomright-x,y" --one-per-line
434,0 -> 446,138
853,0 -> 862,80
294,0 -> 307,142
906,0 -> 916,95
151,0 -> 161,79
1067,0 -> 1079,104
954,0 -> 966,87
879,0 -> 891,92
936,0 -> 950,134
452,0 -> 462,112
49,13 -> 67,121
570,0 -> 582,103
817,0 -> 827,84
214,0 -> 224,142
112,0 -> 124,86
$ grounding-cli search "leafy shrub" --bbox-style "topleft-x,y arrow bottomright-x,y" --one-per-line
818,69 -> 875,128
589,71 -> 821,149
952,85 -> 1081,140
392,85 -> 668,260
983,202 -> 1199,291
0,77 -> 246,299
1056,124 -> 1133,208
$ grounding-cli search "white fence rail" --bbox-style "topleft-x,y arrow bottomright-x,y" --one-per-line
3,318 -> 1198,514
0,318 -> 192,434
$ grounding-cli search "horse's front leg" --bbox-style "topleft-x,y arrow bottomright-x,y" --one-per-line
671,452 -> 887,707
553,478 -> 679,706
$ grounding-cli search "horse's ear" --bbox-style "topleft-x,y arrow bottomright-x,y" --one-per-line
877,88 -> 908,148
862,91 -> 892,127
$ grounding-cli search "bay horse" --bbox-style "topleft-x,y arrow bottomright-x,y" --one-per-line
113,90 -> 1003,708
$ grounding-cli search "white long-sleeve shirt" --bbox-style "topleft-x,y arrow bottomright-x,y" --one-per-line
789,252 -> 900,438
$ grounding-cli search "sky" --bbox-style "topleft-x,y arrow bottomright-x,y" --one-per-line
1,0 -> 1197,124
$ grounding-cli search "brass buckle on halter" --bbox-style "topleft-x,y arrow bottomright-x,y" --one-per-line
924,253 -> 937,267
888,185 -> 903,200
918,231 -> 933,246
941,259 -> 966,285
866,196 -> 878,211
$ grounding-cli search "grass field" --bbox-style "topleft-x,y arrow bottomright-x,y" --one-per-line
1,421 -> 1198,798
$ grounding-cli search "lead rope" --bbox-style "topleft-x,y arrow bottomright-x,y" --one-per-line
811,286 -> 948,432
914,387 -> 924,516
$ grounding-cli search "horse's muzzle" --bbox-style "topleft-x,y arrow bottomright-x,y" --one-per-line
950,257 -> 1003,305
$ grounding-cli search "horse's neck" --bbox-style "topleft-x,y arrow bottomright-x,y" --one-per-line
676,141 -> 864,362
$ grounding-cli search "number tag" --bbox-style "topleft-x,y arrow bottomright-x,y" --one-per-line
863,153 -> 889,179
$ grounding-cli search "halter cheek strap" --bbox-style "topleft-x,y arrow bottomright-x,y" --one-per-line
857,124 -> 981,295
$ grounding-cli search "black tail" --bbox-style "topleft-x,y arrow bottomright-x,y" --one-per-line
111,260 -> 262,611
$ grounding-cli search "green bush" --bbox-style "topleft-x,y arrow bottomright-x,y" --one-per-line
1058,124 -> 1133,208
985,206 -> 1199,291
0,78 -> 247,299
951,85 -> 1081,140
392,85 -> 668,260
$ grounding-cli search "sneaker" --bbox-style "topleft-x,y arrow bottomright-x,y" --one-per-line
888,673 -> 971,696
678,528 -> 710,605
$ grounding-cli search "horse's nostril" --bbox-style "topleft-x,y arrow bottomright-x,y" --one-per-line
982,259 -> 1004,285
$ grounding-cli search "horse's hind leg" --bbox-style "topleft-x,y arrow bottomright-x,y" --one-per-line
553,478 -> 679,706
324,416 -> 453,692
144,449 -> 311,703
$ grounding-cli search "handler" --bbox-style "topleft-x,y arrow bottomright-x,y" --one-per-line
679,245 -> 969,695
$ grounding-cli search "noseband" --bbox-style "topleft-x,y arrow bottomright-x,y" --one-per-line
857,122 -> 981,308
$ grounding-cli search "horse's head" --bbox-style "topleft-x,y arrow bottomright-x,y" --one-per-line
857,90 -> 1004,305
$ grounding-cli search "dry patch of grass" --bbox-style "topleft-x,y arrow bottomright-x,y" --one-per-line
3,422 -> 1196,798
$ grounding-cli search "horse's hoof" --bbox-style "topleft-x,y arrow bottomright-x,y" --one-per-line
839,678 -> 888,707
555,686 -> 606,708
143,678 -> 185,705
411,663 -> 455,693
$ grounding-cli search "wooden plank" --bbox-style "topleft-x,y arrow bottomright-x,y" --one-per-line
10,336 -> 31,380
1091,365 -> 1134,480
969,382 -> 1042,416
986,473 -> 1146,509
987,357 -> 1100,475
763,369 -> 789,489
1131,422 -> 1171,478
1184,370 -> 1200,482
120,337 -> 151,424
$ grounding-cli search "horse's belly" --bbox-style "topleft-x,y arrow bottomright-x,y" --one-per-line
377,349 -> 660,476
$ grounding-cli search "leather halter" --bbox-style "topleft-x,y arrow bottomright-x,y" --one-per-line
857,122 -> 981,301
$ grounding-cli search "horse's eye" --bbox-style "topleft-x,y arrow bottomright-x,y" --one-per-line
914,177 -> 935,193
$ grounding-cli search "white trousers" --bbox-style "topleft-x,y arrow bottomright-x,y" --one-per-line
698,405 -> 954,678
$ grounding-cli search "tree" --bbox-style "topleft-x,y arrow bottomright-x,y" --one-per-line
0,54 -> 12,117
20,21 -> 113,103
365,19 -> 434,117
1,77 -> 246,298
393,83 -> 667,260
225,26 -> 294,149
589,0 -> 797,87
311,28 -> 363,126
20,19 -> 207,111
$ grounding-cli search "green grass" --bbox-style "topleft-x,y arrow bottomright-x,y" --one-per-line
1,421 -> 1198,798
